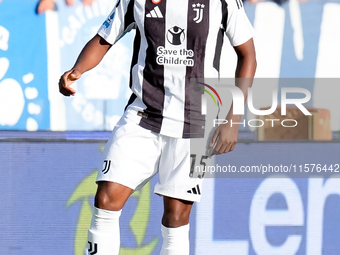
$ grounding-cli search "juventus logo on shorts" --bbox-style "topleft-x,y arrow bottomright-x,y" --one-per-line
88,241 -> 98,255
102,160 -> 111,174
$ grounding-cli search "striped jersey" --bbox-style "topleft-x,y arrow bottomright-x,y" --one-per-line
98,0 -> 255,138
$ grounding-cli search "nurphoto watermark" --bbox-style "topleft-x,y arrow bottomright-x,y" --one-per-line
189,78 -> 337,178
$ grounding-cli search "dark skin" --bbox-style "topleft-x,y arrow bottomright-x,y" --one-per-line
210,38 -> 257,156
59,34 -> 256,228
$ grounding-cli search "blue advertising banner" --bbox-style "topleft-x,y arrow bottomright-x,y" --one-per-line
0,139 -> 197,255
0,0 -> 50,131
1,137 -> 340,254
196,142 -> 340,255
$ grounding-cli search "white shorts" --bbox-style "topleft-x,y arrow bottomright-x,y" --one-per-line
96,111 -> 204,202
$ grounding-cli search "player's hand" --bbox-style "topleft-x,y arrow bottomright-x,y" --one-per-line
58,69 -> 81,96
36,0 -> 55,14
65,0 -> 75,6
82,0 -> 95,6
209,122 -> 239,156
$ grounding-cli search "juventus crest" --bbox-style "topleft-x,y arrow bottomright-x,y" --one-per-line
192,3 -> 205,23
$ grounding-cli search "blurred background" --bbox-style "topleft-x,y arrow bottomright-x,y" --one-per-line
0,0 -> 340,254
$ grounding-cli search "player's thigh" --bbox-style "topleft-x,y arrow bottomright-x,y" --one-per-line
96,114 -> 162,202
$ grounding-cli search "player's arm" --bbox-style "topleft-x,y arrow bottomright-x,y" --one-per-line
210,38 -> 256,155
234,38 -> 256,81
58,34 -> 111,96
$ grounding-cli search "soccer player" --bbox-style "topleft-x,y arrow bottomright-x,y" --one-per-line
59,0 -> 256,254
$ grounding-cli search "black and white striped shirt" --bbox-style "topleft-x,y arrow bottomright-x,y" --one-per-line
98,0 -> 254,138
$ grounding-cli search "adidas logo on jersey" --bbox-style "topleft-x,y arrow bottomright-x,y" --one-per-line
146,6 -> 163,18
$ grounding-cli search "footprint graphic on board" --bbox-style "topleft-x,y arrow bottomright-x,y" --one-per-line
0,57 -> 41,131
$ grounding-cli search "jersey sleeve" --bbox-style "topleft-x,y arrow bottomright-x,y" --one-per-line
225,0 -> 255,47
97,0 -> 136,45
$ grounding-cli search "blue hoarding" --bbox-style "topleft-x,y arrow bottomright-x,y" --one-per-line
0,138 -> 198,254
0,0 -> 50,131
1,136 -> 340,254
